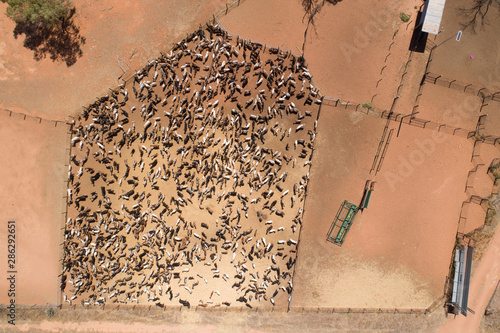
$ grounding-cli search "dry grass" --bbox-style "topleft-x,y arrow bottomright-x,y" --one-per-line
490,162 -> 500,186
467,200 -> 499,263
482,308 -> 500,333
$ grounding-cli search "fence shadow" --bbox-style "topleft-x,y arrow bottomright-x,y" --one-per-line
12,8 -> 86,67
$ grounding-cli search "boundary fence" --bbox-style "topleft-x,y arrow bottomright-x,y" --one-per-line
58,123 -> 74,308
56,0 -> 326,312
422,72 -> 500,102
0,107 -> 71,126
56,301 -> 439,315
2,108 -> 72,307
456,141 -> 499,237
321,95 -> 500,146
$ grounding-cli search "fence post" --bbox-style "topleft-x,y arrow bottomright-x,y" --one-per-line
478,87 -> 487,98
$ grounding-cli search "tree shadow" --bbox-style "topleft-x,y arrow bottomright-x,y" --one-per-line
302,0 -> 343,22
459,0 -> 500,32
301,0 -> 343,53
12,8 -> 86,67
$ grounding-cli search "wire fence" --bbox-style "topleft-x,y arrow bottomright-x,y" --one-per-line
57,122 -> 74,308
423,72 -> 500,102
59,301 -> 439,315
321,96 -> 500,146
0,107 -> 71,126
456,142 -> 499,237
376,128 -> 393,175
2,107 -> 72,307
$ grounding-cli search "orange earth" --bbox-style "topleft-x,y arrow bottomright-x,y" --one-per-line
0,0 -> 499,332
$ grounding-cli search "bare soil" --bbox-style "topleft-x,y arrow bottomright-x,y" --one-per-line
426,0 -> 500,91
0,112 -> 69,305
0,0 -> 234,121
0,0 -> 499,331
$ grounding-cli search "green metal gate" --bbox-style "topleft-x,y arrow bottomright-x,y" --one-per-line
327,200 -> 359,245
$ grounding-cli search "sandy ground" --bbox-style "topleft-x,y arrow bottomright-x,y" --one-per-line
427,0 -> 500,92
461,202 -> 487,235
0,0 -> 235,121
415,84 -> 482,131
0,112 -> 69,305
0,0 -> 498,331
222,0 -> 422,110
292,108 -> 475,309
363,124 -> 473,298
219,0 -> 307,53
481,101 -> 500,138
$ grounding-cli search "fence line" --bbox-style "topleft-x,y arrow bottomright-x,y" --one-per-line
423,72 -> 500,102
57,123 -> 74,308
212,15 -> 302,59
376,128 -> 393,175
58,302 -> 436,315
457,142 -> 499,236
320,96 -> 500,146
0,107 -> 71,126
370,122 -> 389,174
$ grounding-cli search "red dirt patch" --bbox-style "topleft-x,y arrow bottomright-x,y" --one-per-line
0,0 -> 233,121
0,111 -> 69,305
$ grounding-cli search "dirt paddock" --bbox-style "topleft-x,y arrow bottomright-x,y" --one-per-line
1,0 -> 500,331
62,24 -> 321,310
0,111 -> 69,305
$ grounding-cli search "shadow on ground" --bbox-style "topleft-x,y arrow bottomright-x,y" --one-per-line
302,0 -> 343,20
12,8 -> 85,67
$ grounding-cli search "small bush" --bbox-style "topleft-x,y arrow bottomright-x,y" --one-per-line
490,164 -> 500,179
400,12 -> 411,23
362,102 -> 373,109
475,131 -> 486,141
485,209 -> 497,226
46,308 -> 55,317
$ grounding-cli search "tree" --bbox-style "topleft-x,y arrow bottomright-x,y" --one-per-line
1,0 -> 72,28
460,0 -> 500,31
1,0 -> 85,66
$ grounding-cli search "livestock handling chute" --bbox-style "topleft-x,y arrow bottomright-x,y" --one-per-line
326,200 -> 359,246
